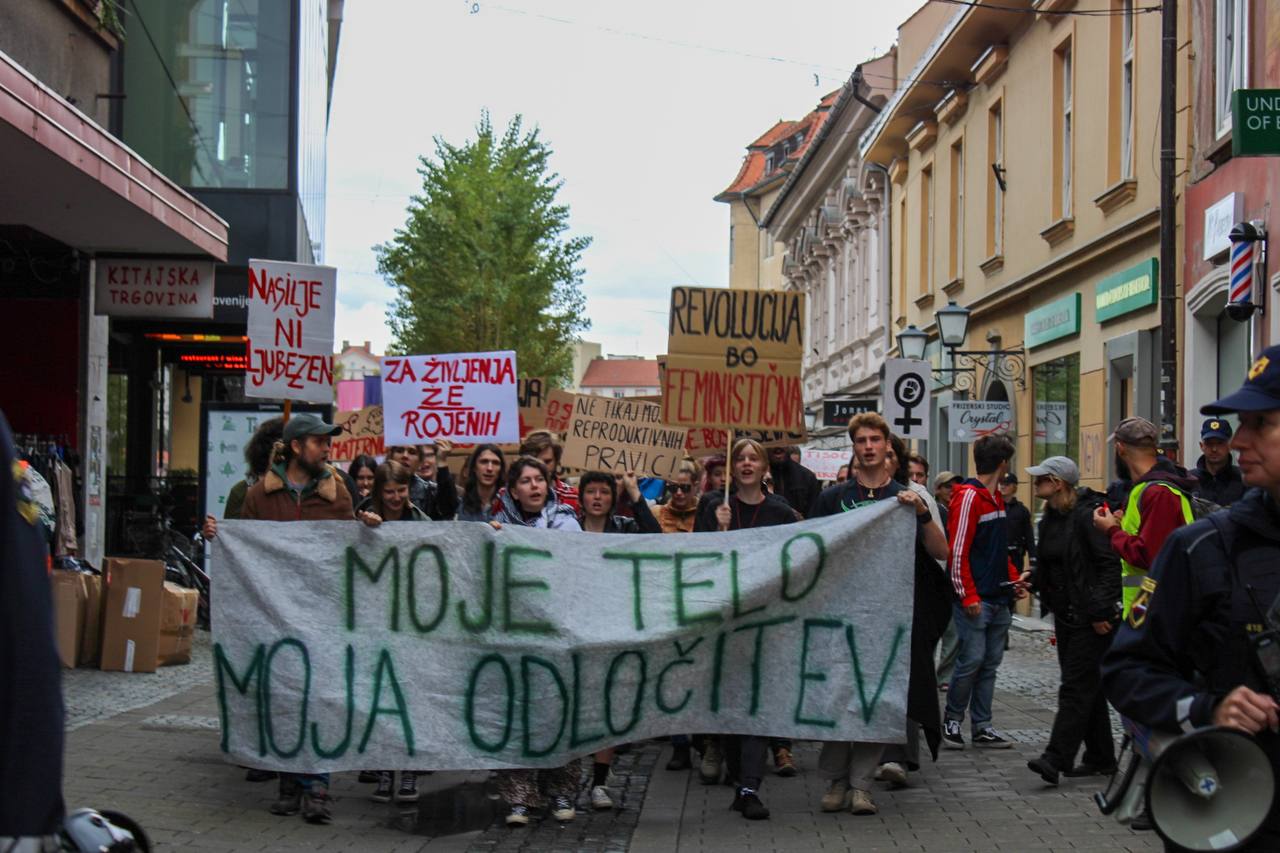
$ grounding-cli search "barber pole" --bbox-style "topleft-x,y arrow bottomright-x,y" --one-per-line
1229,238 -> 1254,305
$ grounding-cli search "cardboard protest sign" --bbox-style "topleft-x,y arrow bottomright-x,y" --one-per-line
95,258 -> 216,318
685,427 -> 808,458
544,389 -> 579,434
212,501 -> 915,771
518,378 -> 548,437
245,259 -> 337,404
801,448 -> 851,481
561,395 -> 689,480
331,406 -> 385,464
382,351 -> 520,445
662,287 -> 805,432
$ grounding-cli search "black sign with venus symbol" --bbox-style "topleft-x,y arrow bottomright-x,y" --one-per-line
892,372 -> 925,432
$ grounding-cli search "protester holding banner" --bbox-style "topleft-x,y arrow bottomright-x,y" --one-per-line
520,431 -> 579,513
810,413 -> 948,816
456,444 -> 506,523
416,441 -> 459,520
578,471 -> 661,535
201,413 -> 354,825
692,438 -> 797,821
224,417 -> 284,521
656,460 -> 701,534
494,457 -> 580,532
347,455 -> 377,502
356,461 -> 429,525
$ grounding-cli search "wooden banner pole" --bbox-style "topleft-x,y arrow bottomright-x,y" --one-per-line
283,399 -> 293,425
724,428 -> 733,507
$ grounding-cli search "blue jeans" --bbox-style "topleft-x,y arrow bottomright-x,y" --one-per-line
945,600 -> 1011,732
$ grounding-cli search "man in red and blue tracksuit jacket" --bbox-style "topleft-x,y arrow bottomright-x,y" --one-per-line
943,435 -> 1027,750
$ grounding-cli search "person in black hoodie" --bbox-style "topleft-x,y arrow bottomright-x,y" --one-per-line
578,470 -> 661,534
768,445 -> 821,518
1191,417 -> 1247,507
1000,473 -> 1037,575
1023,456 -> 1121,786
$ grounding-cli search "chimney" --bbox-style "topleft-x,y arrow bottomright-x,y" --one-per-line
342,339 -> 350,350
363,341 -> 370,351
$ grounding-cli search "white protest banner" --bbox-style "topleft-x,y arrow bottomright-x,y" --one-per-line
663,287 -> 806,432
94,258 -> 216,318
212,503 -> 915,771
949,401 -> 1013,442
561,396 -> 689,480
881,359 -> 931,441
1035,401 -> 1069,443
331,406 -> 385,465
801,449 -> 850,481
245,259 -> 337,404
381,351 -> 519,445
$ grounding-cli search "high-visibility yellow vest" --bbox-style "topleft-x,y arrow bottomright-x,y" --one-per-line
1120,481 -> 1194,617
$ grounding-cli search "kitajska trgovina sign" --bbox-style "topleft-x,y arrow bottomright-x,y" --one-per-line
662,287 -> 806,432
94,258 -> 216,319
244,259 -> 337,405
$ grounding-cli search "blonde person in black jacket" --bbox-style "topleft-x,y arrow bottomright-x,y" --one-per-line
1024,456 -> 1122,786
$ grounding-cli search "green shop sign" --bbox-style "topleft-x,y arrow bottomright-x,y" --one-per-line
1232,89 -> 1280,157
1025,293 -> 1081,349
1095,259 -> 1157,323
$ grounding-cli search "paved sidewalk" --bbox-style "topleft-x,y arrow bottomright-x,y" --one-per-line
59,630 -> 1157,852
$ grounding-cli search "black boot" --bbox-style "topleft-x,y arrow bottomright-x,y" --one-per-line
666,744 -> 692,771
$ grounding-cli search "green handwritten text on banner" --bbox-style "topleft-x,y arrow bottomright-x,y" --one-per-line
211,503 -> 914,771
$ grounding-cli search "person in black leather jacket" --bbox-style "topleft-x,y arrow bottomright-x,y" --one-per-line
1024,456 -> 1122,786
577,470 -> 661,534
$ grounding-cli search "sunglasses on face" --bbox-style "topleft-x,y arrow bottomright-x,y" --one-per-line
671,483 -> 692,493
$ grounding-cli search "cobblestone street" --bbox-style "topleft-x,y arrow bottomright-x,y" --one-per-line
58,619 -> 1160,852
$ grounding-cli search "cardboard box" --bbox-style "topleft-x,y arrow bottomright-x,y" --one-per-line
157,581 -> 199,667
78,573 -> 105,666
100,558 -> 165,673
50,571 -> 86,669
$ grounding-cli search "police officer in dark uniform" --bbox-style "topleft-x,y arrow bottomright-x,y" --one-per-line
1191,418 -> 1247,507
1102,345 -> 1280,851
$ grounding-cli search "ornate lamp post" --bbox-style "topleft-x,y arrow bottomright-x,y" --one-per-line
895,300 -> 1026,392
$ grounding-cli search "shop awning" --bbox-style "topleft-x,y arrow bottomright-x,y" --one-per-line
0,48 -> 228,260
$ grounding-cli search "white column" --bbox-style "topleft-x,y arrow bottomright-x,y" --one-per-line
81,258 -> 109,565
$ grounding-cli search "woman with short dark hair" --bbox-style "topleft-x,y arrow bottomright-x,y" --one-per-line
347,454 -> 377,501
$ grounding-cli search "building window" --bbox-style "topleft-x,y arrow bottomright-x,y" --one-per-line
1032,354 -> 1081,471
123,0 -> 292,189
987,101 -> 1004,258
1216,309 -> 1250,398
898,195 -> 908,321
729,223 -> 736,264
1215,0 -> 1250,137
1120,0 -> 1136,180
1053,40 -> 1074,218
920,164 -> 934,294
949,140 -> 964,280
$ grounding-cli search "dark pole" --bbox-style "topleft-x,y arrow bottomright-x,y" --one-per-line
1158,0 -> 1178,454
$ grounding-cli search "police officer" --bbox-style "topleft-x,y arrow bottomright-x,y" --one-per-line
1192,418 -> 1247,507
1103,345 -> 1280,851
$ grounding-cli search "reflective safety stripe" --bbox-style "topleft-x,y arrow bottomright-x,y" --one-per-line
1122,574 -> 1146,587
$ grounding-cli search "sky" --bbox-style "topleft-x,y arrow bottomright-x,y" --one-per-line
325,0 -> 911,359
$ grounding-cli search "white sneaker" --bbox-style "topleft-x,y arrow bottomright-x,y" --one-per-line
590,785 -> 613,810
875,762 -> 908,787
849,787 -> 878,815
820,779 -> 849,812
551,795 -> 576,822
505,805 -> 530,827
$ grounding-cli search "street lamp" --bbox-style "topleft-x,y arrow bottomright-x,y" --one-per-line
935,300 -> 971,349
896,325 -> 928,361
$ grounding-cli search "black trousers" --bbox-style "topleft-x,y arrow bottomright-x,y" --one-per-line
1044,621 -> 1116,771
723,735 -> 768,790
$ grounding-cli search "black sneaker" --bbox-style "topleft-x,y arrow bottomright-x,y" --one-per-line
1027,757 -> 1060,786
972,727 -> 1013,749
371,771 -> 393,803
269,777 -> 302,816
301,784 -> 333,825
942,720 -> 965,750
1131,807 -> 1153,832
396,771 -> 419,803
731,788 -> 770,820
1064,762 -> 1119,777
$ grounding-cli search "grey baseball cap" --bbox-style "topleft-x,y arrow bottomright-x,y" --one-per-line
1025,456 -> 1080,485
283,413 -> 342,444
1107,416 -> 1158,448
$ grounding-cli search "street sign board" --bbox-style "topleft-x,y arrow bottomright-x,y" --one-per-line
1025,293 -> 1081,349
822,398 -> 879,429
1095,259 -> 1157,323
880,359 -> 931,440
1232,89 -> 1280,157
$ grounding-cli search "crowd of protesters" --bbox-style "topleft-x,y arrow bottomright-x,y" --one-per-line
197,355 -> 1270,837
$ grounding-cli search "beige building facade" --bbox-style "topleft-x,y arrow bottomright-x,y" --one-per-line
862,0 -> 1188,492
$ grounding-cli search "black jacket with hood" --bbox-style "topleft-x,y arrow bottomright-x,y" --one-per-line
1033,487 -> 1122,625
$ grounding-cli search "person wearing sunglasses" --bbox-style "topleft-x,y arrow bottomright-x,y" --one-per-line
657,461 -> 701,533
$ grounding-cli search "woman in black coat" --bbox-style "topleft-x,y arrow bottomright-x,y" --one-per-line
1024,456 -> 1122,786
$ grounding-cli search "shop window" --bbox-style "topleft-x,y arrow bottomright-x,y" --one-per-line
107,373 -> 128,476
1216,309 -> 1250,398
1215,0 -> 1250,138
1032,354 -> 1080,466
124,0 -> 292,189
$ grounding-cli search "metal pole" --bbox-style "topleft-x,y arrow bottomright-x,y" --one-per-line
1158,0 -> 1179,454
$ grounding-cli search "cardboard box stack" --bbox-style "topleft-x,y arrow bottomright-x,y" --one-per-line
99,558 -> 166,673
157,581 -> 200,667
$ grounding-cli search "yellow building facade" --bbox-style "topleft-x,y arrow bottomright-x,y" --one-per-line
862,0 -> 1189,491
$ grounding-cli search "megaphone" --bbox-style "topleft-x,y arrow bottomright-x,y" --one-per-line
1146,727 -> 1275,852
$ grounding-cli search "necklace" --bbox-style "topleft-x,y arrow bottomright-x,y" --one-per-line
733,495 -> 764,529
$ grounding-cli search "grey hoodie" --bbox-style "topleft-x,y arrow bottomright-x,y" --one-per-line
496,489 -> 581,531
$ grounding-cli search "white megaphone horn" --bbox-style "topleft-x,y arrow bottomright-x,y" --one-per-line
1146,727 -> 1275,852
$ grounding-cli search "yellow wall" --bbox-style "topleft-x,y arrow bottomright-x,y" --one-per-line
727,186 -> 787,291
169,367 -> 202,473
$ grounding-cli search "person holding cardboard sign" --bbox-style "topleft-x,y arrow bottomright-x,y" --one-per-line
693,438 -> 797,821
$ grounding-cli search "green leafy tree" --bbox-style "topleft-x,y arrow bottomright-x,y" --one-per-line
377,113 -> 590,382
